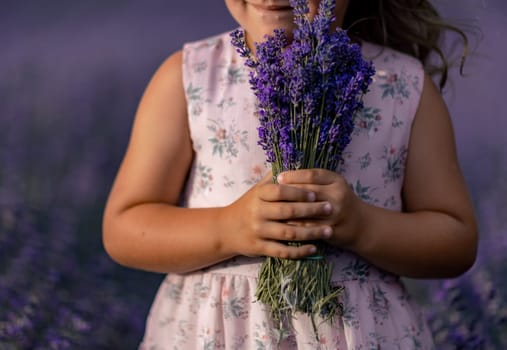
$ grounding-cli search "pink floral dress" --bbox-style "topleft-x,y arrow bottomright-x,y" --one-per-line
139,30 -> 435,349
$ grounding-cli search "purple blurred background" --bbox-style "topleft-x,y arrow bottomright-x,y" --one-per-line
1,1 -> 506,348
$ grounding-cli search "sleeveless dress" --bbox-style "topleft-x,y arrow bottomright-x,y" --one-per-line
140,30 -> 435,349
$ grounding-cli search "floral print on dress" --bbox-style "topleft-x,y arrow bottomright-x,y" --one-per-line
366,332 -> 388,349
243,163 -> 269,185
381,145 -> 408,184
216,97 -> 236,110
383,195 -> 399,209
186,83 -> 204,118
163,279 -> 183,302
229,335 -> 249,350
377,68 -> 412,101
211,294 -> 250,320
207,118 -> 249,161
189,281 -> 212,314
199,328 -> 225,350
192,61 -> 208,74
174,319 -> 195,348
252,321 -> 278,350
342,258 -> 371,285
392,115 -> 404,128
352,179 -> 379,205
354,107 -> 383,137
357,152 -> 372,170
368,285 -> 390,324
397,325 -> 424,350
223,175 -> 235,188
337,150 -> 353,173
223,296 -> 250,319
224,66 -> 246,85
341,303 -> 360,330
193,161 -> 213,195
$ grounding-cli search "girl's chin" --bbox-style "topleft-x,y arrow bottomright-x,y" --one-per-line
247,23 -> 295,42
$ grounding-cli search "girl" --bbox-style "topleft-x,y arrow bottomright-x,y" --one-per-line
102,0 -> 478,348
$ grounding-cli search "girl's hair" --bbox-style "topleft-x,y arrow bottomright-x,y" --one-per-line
343,0 -> 469,89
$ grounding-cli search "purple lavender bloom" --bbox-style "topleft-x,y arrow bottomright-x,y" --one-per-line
231,0 -> 374,175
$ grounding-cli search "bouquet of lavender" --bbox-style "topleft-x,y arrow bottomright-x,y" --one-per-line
231,0 -> 374,337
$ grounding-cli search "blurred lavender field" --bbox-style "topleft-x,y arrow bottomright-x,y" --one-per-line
0,1 -> 506,349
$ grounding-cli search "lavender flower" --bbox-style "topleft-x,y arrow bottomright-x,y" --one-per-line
232,1 -> 373,176
231,0 -> 374,339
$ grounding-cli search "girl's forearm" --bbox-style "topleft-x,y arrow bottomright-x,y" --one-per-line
349,202 -> 477,279
102,203 -> 235,274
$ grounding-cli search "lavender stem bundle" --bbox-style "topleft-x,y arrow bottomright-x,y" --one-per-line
231,0 -> 375,338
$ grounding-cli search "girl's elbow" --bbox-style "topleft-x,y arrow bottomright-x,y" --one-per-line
101,199 -> 132,264
102,226 -> 117,263
453,226 -> 479,277
102,215 -> 126,266
464,232 -> 479,272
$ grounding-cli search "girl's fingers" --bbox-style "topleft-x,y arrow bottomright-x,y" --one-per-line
277,168 -> 341,185
258,183 -> 316,203
285,219 -> 329,227
261,240 -> 319,260
259,221 -> 332,242
259,201 -> 333,220
285,220 -> 318,227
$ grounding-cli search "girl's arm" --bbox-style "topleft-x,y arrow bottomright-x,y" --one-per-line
102,51 -> 332,274
278,73 -> 478,278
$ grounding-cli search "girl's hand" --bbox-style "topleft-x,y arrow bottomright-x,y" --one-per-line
219,172 -> 335,259
276,168 -> 367,251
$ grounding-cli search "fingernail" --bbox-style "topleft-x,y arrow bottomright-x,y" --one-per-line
307,192 -> 316,201
323,202 -> 332,213
309,246 -> 317,254
323,227 -> 332,238
277,173 -> 284,183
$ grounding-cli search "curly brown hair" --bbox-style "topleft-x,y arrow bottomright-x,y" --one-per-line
343,0 -> 470,89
